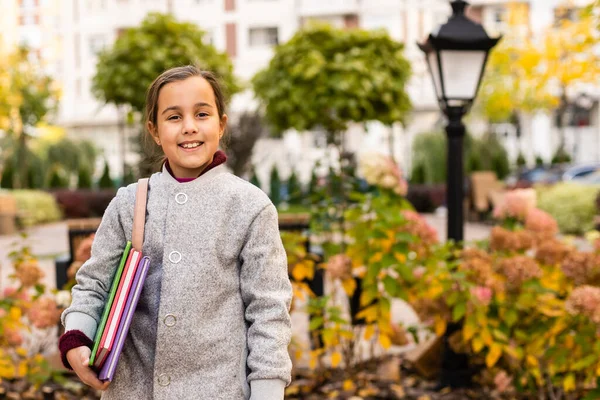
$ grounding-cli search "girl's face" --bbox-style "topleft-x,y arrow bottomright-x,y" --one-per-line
149,76 -> 227,179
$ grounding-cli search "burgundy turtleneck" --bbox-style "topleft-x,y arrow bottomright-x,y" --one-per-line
165,150 -> 228,182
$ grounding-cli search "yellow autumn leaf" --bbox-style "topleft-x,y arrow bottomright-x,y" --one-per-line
331,352 -> 342,368
486,344 -> 503,368
379,333 -> 392,349
472,337 -> 485,353
292,260 -> 314,281
15,347 -> 27,357
563,373 -> 576,392
434,317 -> 447,336
463,321 -> 476,341
355,305 -> 378,323
526,355 -> 539,368
370,252 -> 383,263
364,324 -> 375,340
343,379 -> 355,391
394,252 -> 406,264
341,278 -> 356,296
16,361 -> 27,377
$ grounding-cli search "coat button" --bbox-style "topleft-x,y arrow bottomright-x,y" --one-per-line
164,314 -> 177,327
157,373 -> 170,386
169,251 -> 181,264
175,192 -> 188,205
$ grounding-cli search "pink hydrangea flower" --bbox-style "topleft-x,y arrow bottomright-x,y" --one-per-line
471,286 -> 493,306
493,189 -> 536,221
525,208 -> 558,235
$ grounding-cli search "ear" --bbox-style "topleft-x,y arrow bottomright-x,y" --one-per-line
219,114 -> 228,138
147,121 -> 161,145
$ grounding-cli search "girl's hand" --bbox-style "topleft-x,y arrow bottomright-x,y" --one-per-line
66,346 -> 111,391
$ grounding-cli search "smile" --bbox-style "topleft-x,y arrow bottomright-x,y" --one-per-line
179,141 -> 204,149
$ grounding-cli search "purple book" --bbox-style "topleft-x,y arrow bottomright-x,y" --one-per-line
99,256 -> 150,382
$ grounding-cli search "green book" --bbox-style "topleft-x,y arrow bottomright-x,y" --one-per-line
89,241 -> 132,367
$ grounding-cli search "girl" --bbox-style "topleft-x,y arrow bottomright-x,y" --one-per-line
59,66 -> 293,400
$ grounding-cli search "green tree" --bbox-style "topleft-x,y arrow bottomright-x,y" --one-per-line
535,155 -> 545,166
252,24 -> 411,143
516,152 -> 527,168
269,165 -> 282,206
47,165 -> 69,189
98,161 -> 114,189
78,165 -> 93,189
249,167 -> 261,189
1,159 -> 15,189
287,169 -> 302,204
122,164 -> 136,186
0,47 -> 59,189
92,13 -> 240,176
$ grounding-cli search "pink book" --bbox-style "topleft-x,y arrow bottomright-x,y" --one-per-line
99,256 -> 151,382
94,249 -> 142,369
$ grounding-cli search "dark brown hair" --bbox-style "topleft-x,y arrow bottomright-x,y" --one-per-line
143,66 -> 229,168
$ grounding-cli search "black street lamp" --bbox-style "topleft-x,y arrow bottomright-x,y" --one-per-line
419,0 -> 501,242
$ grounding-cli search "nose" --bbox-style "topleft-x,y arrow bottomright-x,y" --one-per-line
182,115 -> 198,135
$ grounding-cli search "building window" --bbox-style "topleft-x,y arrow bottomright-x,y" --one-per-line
248,27 -> 278,47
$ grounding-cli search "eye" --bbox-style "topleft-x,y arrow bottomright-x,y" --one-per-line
167,115 -> 180,121
196,112 -> 209,118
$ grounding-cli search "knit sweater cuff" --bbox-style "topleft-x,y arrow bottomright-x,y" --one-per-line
250,379 -> 286,400
58,330 -> 93,370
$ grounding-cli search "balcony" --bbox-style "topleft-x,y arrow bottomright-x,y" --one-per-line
297,0 -> 360,17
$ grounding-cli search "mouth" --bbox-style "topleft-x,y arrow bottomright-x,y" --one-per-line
179,141 -> 204,150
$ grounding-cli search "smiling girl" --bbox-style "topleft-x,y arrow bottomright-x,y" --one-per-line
59,66 -> 293,400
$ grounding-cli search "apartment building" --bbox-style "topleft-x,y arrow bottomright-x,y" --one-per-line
54,0 -> 599,183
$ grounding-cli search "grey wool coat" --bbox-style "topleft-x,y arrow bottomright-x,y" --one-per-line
61,165 -> 293,400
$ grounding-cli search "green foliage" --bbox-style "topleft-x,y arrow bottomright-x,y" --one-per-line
307,167 -> 319,199
77,164 -> 93,189
469,133 -> 511,179
287,169 -> 302,204
517,152 -> 527,167
47,165 -> 69,189
1,158 -> 15,189
122,164 -> 136,186
98,161 -> 114,189
25,154 -> 44,189
537,183 -> 600,234
535,155 -> 545,166
410,132 -> 447,184
252,24 -> 411,135
269,165 -> 282,206
551,146 -> 572,165
10,190 -> 62,227
92,12 -> 239,114
249,167 -> 261,189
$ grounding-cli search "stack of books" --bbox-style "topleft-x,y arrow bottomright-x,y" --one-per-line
89,241 -> 150,382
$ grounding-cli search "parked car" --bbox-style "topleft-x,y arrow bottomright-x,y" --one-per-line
562,163 -> 600,181
505,166 -> 565,188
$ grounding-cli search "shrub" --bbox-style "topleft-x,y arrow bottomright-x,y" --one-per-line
98,160 -> 114,189
10,190 -> 62,227
537,183 -> 600,235
77,165 -> 93,189
269,165 -> 282,206
51,189 -> 116,219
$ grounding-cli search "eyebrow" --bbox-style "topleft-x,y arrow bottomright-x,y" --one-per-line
161,102 -> 213,115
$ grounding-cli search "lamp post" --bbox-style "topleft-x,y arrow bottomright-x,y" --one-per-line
419,0 -> 501,242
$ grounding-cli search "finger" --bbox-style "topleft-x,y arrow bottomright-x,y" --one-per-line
78,367 -> 109,390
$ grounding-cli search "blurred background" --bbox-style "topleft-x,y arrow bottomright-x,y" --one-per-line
0,0 -> 598,195
1,1 -> 600,398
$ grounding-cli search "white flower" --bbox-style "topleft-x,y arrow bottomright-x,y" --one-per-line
55,290 -> 72,308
